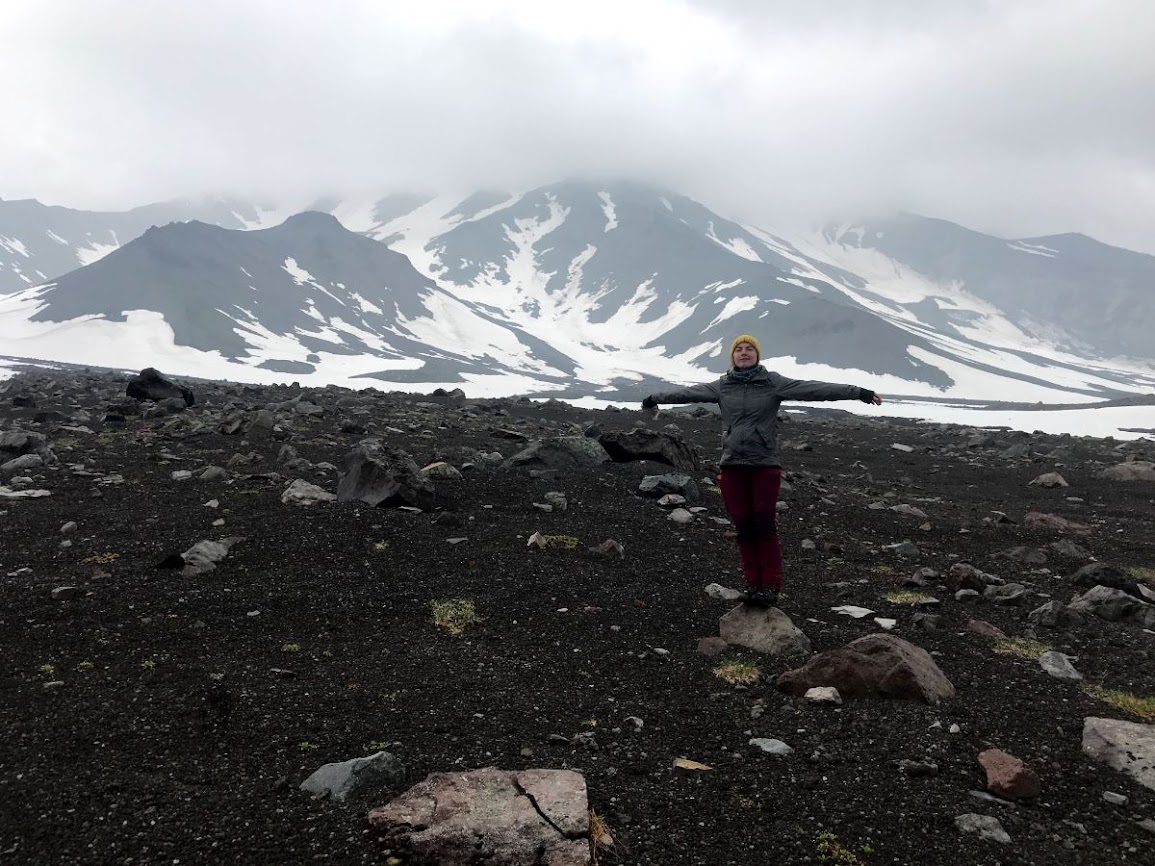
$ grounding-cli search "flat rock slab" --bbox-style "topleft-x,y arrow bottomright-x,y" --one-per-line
777,634 -> 955,704
719,605 -> 812,658
368,767 -> 590,865
1082,718 -> 1155,791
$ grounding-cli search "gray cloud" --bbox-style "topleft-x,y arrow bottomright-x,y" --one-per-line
2,0 -> 1153,251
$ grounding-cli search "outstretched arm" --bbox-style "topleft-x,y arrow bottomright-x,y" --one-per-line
774,373 -> 882,404
642,381 -> 721,408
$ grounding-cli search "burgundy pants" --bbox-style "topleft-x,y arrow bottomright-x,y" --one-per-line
719,466 -> 783,590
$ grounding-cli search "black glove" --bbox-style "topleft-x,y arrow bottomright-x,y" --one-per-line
857,387 -> 875,403
642,396 -> 657,409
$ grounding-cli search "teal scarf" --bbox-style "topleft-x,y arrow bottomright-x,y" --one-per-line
728,363 -> 764,383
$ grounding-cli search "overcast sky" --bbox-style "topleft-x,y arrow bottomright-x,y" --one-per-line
3,0 -> 1154,251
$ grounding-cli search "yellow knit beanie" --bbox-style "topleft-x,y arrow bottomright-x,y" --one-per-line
729,334 -> 761,363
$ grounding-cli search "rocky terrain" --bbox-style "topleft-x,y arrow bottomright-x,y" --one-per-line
1,368 -> 1154,866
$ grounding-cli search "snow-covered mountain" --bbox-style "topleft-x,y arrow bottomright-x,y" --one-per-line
1,182 -> 1154,412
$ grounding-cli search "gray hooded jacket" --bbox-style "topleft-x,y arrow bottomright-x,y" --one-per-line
646,367 -> 868,467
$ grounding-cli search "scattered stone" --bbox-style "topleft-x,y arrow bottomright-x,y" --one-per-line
891,443 -> 914,453
667,507 -> 694,524
1102,791 -> 1128,806
199,465 -> 228,482
978,748 -> 1041,799
1038,651 -> 1083,681
51,586 -> 79,601
984,583 -> 1027,605
176,537 -> 245,576
749,738 -> 794,756
300,751 -> 404,802
281,479 -> 336,506
804,686 -> 843,706
898,760 -> 939,778
422,461 -> 463,480
705,583 -> 743,602
966,620 -> 1006,640
1029,472 -> 1069,488
831,605 -> 875,619
954,813 -> 1011,844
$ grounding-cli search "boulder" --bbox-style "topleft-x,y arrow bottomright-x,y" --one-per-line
1082,718 -> 1155,791
776,634 -> 955,704
1071,562 -> 1142,598
367,767 -> 590,866
503,436 -> 610,471
337,442 -> 435,509
125,367 -> 195,406
1068,585 -> 1143,622
1098,461 -> 1155,482
719,605 -> 812,658
596,429 -> 700,473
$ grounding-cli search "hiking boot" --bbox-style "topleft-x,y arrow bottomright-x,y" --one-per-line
745,588 -> 772,608
763,589 -> 780,607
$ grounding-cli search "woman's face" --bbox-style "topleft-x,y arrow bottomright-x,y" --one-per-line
732,341 -> 758,369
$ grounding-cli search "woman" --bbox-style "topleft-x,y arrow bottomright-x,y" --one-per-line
641,334 -> 883,607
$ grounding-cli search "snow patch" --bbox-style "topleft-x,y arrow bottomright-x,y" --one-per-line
598,192 -> 618,232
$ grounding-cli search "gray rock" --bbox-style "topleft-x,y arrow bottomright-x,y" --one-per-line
804,686 -> 843,706
504,436 -> 610,470
281,479 -> 336,506
890,503 -> 928,519
1027,600 -> 1084,629
1102,791 -> 1128,806
954,813 -> 1011,844
667,508 -> 694,524
1082,717 -> 1155,791
1038,651 -> 1083,681
597,428 -> 700,473
544,491 -> 568,511
180,537 -> 245,576
337,442 -> 435,509
422,461 -> 464,480
198,466 -> 228,482
51,586 -> 79,601
638,473 -> 700,502
1029,472 -> 1069,488
705,583 -> 743,602
300,751 -> 403,802
749,738 -> 794,756
1098,460 -> 1155,482
1068,585 -> 1142,622
60,521 -> 77,534
1,454 -> 44,476
719,606 -> 812,658
984,583 -> 1027,605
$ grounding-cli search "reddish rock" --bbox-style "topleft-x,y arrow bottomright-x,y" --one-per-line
978,748 -> 1041,799
946,563 -> 985,593
368,767 -> 590,865
966,619 -> 1007,639
1023,511 -> 1090,535
776,634 -> 955,704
